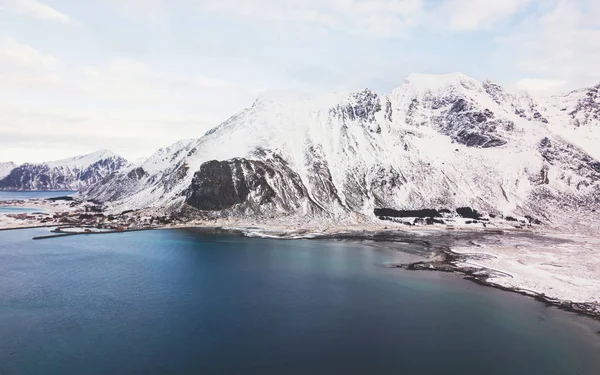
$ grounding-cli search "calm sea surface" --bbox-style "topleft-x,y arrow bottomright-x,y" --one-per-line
0,228 -> 599,375
0,191 -> 76,200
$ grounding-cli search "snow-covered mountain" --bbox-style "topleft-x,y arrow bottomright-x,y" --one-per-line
81,73 -> 600,225
0,162 -> 16,180
0,150 -> 128,191
542,83 -> 600,160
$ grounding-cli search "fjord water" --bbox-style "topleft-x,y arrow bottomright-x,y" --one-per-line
1,229 -> 599,375
0,190 -> 75,200
0,206 -> 40,214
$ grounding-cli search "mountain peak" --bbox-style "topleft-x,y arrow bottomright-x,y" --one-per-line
44,149 -> 127,169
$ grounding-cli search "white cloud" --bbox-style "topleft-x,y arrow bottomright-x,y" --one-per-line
501,0 -> 600,93
0,36 -> 66,94
0,47 -> 252,162
105,0 -> 167,27
77,58 -> 234,103
1,0 -> 75,24
0,36 -> 57,69
441,0 -> 531,31
198,0 -> 424,37
516,78 -> 567,95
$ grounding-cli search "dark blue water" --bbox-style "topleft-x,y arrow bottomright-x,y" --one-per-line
0,191 -> 76,201
0,228 -> 599,375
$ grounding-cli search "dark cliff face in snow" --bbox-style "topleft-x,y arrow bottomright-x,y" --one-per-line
80,73 -> 600,226
0,150 -> 127,191
185,153 -> 315,216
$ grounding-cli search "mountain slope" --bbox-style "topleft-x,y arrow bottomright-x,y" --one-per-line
0,162 -> 16,180
81,73 -> 600,226
542,83 -> 600,160
0,150 -> 128,191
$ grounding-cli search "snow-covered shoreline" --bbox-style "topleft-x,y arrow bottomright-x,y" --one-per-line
0,199 -> 75,229
452,233 -> 600,313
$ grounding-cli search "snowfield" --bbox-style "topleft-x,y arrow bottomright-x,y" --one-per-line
454,232 -> 600,308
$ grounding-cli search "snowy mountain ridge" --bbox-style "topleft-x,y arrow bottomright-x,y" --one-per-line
81,73 -> 600,227
0,150 -> 128,191
540,83 -> 600,160
43,149 -> 121,169
0,162 -> 17,180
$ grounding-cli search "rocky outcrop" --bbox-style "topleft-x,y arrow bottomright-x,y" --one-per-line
567,84 -> 600,128
185,154 -> 319,217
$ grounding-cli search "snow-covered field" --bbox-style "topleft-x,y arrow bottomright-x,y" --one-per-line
0,200 -> 73,229
453,233 -> 600,308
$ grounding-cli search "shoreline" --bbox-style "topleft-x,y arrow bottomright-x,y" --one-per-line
31,227 -> 160,240
390,251 -> 600,322
8,222 -> 599,321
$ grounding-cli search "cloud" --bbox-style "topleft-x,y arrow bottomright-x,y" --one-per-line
105,0 -> 167,28
1,0 -> 75,24
0,36 -> 65,93
516,78 -> 567,95
439,0 -> 531,31
197,0 -> 424,37
0,47 -> 252,163
78,58 -> 234,104
0,101 -> 221,163
500,0 -> 600,93
0,36 -> 58,69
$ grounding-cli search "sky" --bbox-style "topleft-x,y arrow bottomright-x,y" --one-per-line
0,0 -> 599,163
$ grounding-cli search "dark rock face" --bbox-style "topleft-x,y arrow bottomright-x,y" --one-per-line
424,91 -> 511,148
538,137 -> 600,181
185,160 -> 249,210
127,167 -> 147,180
331,89 -> 382,123
384,98 -> 393,122
441,98 -> 508,148
568,84 -> 600,127
185,155 -> 313,215
374,208 -> 441,218
483,80 -> 508,104
456,207 -> 482,219
48,196 -> 74,201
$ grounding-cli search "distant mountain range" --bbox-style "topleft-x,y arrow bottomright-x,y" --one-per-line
0,150 -> 128,191
75,72 -> 600,227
